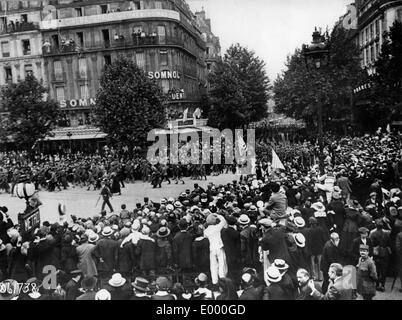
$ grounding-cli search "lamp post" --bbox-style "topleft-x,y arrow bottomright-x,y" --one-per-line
15,182 -> 41,234
302,27 -> 330,174
67,131 -> 72,153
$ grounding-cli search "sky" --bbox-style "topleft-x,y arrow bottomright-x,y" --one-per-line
188,0 -> 353,82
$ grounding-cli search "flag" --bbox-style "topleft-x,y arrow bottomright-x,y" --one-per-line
183,108 -> 188,121
237,132 -> 248,157
271,149 -> 285,170
193,107 -> 201,119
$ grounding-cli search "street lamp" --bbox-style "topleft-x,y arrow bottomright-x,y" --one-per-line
302,27 -> 330,174
15,182 -> 41,235
67,131 -> 72,152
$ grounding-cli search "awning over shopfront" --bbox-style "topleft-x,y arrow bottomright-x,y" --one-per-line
43,127 -> 107,141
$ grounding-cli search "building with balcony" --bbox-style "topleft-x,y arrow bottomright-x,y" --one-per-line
0,0 -> 45,86
38,0 -> 208,143
356,0 -> 402,71
352,0 -> 402,129
194,9 -> 221,73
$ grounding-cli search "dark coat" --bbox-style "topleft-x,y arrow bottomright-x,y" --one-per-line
8,247 -> 30,282
240,225 -> 259,268
136,237 -> 156,271
321,240 -> 342,272
173,231 -> 193,269
221,227 -> 241,270
192,237 -> 210,272
261,226 -> 291,263
29,239 -> 58,279
305,225 -> 328,256
239,285 -> 263,300
262,283 -> 288,300
155,238 -> 173,269
65,279 -> 81,300
107,284 -> 132,300
117,241 -> 134,274
279,272 -> 295,300
92,237 -> 118,272
327,200 -> 346,232
60,243 -> 78,274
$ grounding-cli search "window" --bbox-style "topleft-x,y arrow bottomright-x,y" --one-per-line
136,52 -> 145,69
80,84 -> 89,99
104,54 -> 111,66
155,1 -> 162,9
54,61 -> 63,81
76,32 -> 84,46
160,50 -> 168,66
55,87 -> 65,101
24,64 -> 33,77
78,58 -> 87,78
370,24 -> 374,41
75,8 -> 83,17
207,63 -> 211,71
100,4 -> 108,14
133,1 -> 141,10
21,14 -> 28,23
370,45 -> 375,62
102,29 -> 110,47
157,25 -> 166,43
22,39 -> 31,55
161,80 -> 169,93
206,47 -> 210,55
4,67 -> 12,82
1,41 -> 10,57
375,42 -> 380,59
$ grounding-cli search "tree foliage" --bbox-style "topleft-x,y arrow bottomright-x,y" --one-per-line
207,44 -> 271,129
273,26 -> 365,132
369,20 -> 402,125
94,57 -> 166,149
0,75 -> 59,149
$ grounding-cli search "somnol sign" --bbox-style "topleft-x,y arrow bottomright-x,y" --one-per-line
59,98 -> 96,108
147,70 -> 181,80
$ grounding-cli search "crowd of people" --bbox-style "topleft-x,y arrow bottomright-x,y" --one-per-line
0,130 -> 401,300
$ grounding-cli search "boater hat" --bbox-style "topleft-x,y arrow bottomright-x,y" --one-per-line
132,277 -> 150,292
273,259 -> 289,270
266,267 -> 282,283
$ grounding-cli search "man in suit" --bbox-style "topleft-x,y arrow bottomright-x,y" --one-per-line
76,276 -> 97,300
327,189 -> 346,234
335,171 -> 352,202
221,215 -> 241,281
238,272 -> 263,300
308,263 -> 353,300
92,226 -> 118,283
172,219 -> 193,273
65,270 -> 83,300
295,268 -> 322,300
321,233 -> 342,293
260,222 -> 291,264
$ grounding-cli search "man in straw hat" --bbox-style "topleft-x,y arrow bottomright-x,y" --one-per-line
92,226 -> 118,283
130,277 -> 151,300
262,266 -> 287,300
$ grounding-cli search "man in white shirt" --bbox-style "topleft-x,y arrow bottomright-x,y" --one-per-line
204,212 -> 228,285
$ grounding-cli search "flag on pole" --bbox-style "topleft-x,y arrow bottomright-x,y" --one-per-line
271,149 -> 285,170
183,108 -> 188,121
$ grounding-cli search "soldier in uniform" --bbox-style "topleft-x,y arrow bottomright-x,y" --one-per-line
100,181 -> 114,213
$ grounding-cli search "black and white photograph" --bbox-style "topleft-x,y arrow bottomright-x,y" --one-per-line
0,0 -> 401,305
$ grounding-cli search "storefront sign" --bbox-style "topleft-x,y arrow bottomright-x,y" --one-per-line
148,70 -> 181,80
169,88 -> 184,100
60,98 -> 96,108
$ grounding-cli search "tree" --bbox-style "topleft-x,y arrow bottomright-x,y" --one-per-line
207,44 -> 271,129
369,20 -> 402,126
273,26 -> 365,133
94,57 -> 166,149
1,75 -> 59,150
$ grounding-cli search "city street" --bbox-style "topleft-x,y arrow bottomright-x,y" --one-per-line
1,174 -> 238,224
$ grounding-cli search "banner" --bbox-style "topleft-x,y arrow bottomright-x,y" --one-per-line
272,149 -> 285,170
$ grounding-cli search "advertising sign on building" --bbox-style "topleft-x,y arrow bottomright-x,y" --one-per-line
59,98 -> 96,108
147,70 -> 181,80
169,88 -> 185,100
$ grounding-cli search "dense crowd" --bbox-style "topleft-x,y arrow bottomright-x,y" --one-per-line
0,131 -> 401,300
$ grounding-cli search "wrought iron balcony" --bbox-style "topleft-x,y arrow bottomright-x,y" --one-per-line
0,22 -> 39,34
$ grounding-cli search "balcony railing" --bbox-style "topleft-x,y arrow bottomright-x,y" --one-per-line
0,22 -> 39,35
42,35 -> 196,56
39,9 -> 180,30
